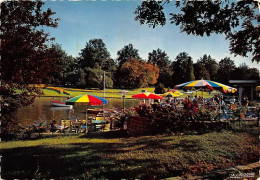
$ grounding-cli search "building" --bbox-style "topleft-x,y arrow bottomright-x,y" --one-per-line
229,80 -> 259,101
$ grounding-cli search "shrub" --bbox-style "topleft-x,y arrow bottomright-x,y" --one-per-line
132,103 -> 230,135
154,83 -> 166,94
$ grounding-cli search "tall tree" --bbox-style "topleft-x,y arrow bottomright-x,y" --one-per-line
187,58 -> 195,82
194,63 -> 210,80
148,48 -> 172,87
0,1 -> 59,135
117,44 -> 141,67
148,48 -> 170,69
135,1 -> 260,63
197,54 -> 218,80
51,44 -> 76,85
172,52 -> 195,85
216,57 -> 236,84
79,38 -> 111,70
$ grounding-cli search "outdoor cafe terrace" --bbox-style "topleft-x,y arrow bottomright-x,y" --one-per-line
19,93 -> 259,139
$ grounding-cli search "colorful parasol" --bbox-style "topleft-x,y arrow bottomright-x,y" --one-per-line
162,92 -> 180,97
66,94 -> 108,106
174,80 -> 237,93
168,89 -> 183,95
132,92 -> 163,100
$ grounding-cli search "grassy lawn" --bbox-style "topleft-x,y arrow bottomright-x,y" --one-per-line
40,87 -> 213,99
1,121 -> 259,179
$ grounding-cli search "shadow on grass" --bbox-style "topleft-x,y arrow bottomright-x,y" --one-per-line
79,130 -> 130,139
1,139 -> 182,179
2,126 -> 259,179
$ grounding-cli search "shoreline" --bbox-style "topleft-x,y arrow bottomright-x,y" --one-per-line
38,95 -> 138,99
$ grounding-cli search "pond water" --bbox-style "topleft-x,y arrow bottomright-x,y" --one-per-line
15,97 -> 141,127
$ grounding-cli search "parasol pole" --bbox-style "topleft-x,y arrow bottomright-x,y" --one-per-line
86,106 -> 88,120
103,71 -> 105,98
103,71 -> 105,121
85,105 -> 88,133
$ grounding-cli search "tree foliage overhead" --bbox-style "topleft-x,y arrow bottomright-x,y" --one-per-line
135,0 -> 168,28
135,0 -> 260,63
1,1 -> 59,85
0,0 -> 60,134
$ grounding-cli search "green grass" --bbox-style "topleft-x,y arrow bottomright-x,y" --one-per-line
1,122 -> 259,179
15,86 -> 214,98
39,87 -> 213,99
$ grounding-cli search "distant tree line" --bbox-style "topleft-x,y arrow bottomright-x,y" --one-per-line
54,38 -> 260,90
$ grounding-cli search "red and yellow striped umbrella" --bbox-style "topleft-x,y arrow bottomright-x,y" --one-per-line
132,92 -> 163,100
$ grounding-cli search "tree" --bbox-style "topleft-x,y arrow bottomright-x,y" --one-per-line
114,44 -> 141,87
187,58 -> 195,82
197,54 -> 218,80
194,63 -> 210,80
117,44 -> 141,67
148,49 -> 173,87
78,39 -> 115,88
135,1 -> 260,63
77,68 -> 86,88
102,58 -> 117,73
144,63 -> 160,86
248,68 -> 260,80
216,57 -> 236,84
117,58 -> 159,88
79,38 -> 111,70
148,48 -> 170,69
231,63 -> 260,80
51,44 -> 76,85
83,68 -> 113,89
172,52 -> 195,85
0,1 -> 59,135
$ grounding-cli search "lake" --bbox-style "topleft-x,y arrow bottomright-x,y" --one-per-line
15,97 -> 141,127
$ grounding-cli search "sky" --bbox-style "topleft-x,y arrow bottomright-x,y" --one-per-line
43,1 -> 259,69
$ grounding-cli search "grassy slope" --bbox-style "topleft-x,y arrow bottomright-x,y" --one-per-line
1,122 -> 259,179
41,87 -> 213,98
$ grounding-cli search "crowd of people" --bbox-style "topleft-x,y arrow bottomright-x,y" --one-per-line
151,94 -> 250,113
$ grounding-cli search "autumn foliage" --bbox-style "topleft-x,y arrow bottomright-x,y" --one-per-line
118,58 -> 159,88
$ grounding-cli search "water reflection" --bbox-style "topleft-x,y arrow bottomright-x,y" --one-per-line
15,97 -> 141,126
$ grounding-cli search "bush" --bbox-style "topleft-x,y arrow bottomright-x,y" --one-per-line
132,103 -> 230,135
154,83 -> 166,94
